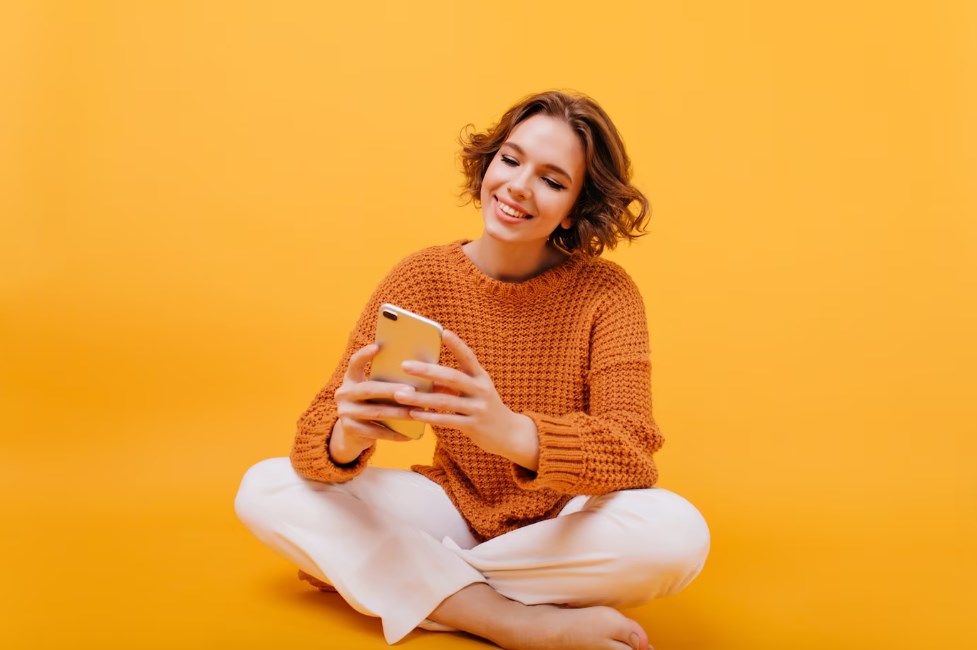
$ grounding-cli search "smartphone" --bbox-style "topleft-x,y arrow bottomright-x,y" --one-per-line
367,303 -> 444,439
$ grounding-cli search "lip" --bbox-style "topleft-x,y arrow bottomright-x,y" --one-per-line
493,196 -> 532,224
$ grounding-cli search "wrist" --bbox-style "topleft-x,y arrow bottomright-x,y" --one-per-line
507,412 -> 540,472
329,419 -> 370,466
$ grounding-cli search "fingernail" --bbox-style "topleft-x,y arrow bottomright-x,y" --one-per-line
402,361 -> 419,371
629,633 -> 640,650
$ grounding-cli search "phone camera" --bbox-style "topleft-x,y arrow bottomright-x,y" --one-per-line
382,310 -> 398,321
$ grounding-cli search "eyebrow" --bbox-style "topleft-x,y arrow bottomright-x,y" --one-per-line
501,141 -> 574,183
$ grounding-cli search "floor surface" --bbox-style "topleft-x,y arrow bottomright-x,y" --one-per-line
2,410 -> 971,649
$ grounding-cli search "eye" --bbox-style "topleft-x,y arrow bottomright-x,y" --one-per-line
500,155 -> 518,166
543,177 -> 566,191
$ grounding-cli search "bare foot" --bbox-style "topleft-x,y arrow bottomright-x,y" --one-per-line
430,583 -> 651,650
495,602 -> 651,650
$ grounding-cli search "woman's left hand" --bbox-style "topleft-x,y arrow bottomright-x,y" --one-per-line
393,329 -> 540,471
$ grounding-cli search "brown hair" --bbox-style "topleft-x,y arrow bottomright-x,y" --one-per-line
459,90 -> 650,257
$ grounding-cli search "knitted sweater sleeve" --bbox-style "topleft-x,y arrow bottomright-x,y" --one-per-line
515,271 -> 664,495
289,258 -> 414,483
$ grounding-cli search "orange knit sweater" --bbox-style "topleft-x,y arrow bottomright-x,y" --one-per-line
290,239 -> 664,541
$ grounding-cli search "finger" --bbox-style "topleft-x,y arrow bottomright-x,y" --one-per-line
345,343 -> 380,383
344,380 -> 417,402
341,400 -> 415,423
342,418 -> 413,442
441,329 -> 484,377
408,410 -> 468,428
393,388 -> 467,413
400,361 -> 474,394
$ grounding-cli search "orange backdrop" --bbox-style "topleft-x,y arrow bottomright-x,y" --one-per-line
2,1 -> 975,649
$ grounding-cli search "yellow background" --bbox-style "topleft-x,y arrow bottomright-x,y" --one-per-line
2,1 -> 975,648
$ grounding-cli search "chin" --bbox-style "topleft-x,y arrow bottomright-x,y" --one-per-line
483,223 -> 518,243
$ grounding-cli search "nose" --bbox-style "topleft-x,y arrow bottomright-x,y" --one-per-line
507,169 -> 532,200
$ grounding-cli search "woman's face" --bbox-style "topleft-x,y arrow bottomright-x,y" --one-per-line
479,114 -> 586,249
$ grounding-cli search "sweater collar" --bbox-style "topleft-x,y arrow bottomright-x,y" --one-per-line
446,239 -> 587,300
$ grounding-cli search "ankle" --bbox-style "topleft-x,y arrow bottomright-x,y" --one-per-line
429,583 -> 522,643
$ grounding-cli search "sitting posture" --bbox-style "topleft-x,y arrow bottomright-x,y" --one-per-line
235,90 -> 710,650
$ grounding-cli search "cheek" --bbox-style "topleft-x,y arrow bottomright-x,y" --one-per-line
544,192 -> 577,221
479,167 -> 495,201
482,160 -> 503,187
561,186 -> 584,217
479,169 -> 495,203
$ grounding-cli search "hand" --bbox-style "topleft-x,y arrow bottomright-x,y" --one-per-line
392,329 -> 540,471
329,342 -> 415,465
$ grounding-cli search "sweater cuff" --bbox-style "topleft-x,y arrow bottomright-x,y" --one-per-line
326,428 -> 377,479
290,416 -> 376,483
512,412 -> 586,493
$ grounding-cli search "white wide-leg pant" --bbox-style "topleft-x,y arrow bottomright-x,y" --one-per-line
234,457 -> 710,645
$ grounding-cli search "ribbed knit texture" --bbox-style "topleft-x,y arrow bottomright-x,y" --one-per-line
291,239 -> 664,541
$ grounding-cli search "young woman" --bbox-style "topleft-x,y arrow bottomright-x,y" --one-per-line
235,90 -> 710,650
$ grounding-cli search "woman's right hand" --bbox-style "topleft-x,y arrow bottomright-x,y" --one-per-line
329,342 -> 415,465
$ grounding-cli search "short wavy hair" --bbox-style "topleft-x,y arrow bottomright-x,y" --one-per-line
459,90 -> 650,257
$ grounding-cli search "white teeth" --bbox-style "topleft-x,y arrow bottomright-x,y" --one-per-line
498,199 -> 528,218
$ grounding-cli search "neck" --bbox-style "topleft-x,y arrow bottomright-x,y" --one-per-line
463,236 -> 568,283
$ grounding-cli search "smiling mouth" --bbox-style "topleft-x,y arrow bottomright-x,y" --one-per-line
496,197 -> 532,219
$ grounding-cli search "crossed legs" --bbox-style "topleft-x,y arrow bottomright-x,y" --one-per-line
234,458 -> 709,647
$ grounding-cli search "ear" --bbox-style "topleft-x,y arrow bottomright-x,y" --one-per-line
560,216 -> 573,229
